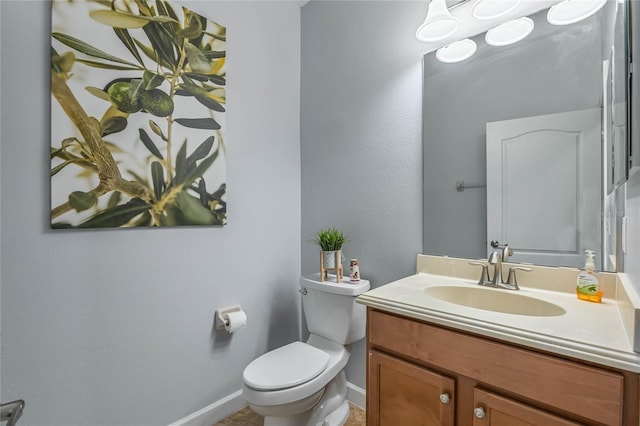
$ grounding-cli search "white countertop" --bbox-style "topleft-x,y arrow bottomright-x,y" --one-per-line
357,256 -> 640,373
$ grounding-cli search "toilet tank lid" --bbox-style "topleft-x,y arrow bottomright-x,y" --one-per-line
243,342 -> 330,391
300,274 -> 370,296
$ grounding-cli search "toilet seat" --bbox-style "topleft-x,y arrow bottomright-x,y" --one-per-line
243,342 -> 330,391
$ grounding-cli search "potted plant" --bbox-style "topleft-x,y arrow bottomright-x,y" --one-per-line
311,228 -> 349,281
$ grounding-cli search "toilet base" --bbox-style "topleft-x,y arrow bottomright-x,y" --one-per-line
261,371 -> 349,426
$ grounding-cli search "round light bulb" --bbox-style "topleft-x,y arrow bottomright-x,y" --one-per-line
436,39 -> 477,63
547,0 -> 607,25
472,0 -> 522,20
485,17 -> 535,46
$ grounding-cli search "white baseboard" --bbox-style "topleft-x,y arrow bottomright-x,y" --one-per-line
168,382 -> 366,425
346,382 -> 366,409
167,389 -> 247,426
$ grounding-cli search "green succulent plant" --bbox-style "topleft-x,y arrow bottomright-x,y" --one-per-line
311,228 -> 349,251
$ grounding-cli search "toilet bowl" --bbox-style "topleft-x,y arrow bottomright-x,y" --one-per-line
242,274 -> 370,426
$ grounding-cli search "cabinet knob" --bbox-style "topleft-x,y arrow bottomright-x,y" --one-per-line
473,407 -> 486,419
439,393 -> 450,404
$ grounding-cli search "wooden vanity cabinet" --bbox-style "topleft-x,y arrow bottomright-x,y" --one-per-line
366,308 -> 640,426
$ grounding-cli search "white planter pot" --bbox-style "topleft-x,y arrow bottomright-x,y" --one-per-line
322,250 -> 342,269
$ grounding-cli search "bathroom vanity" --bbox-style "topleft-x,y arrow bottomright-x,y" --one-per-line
357,255 -> 640,425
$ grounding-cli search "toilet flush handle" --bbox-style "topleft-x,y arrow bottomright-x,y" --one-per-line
299,287 -> 308,295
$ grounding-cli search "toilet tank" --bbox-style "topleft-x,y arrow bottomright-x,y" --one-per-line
299,274 -> 370,345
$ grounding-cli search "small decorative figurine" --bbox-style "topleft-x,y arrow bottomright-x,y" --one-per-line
350,259 -> 360,282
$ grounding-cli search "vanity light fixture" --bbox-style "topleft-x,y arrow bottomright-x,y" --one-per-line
472,0 -> 522,20
436,38 -> 477,63
416,0 -> 460,42
485,17 -> 534,46
547,0 -> 607,25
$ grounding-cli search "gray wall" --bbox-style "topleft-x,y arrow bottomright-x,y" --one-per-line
300,1 -> 425,389
0,1 -> 301,425
423,9 -> 604,261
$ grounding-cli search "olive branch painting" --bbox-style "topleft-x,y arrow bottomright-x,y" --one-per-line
51,0 -> 226,228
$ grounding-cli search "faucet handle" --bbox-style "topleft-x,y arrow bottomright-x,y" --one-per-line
504,266 -> 532,290
469,261 -> 491,286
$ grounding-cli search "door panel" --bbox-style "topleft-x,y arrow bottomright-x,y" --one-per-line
368,350 -> 455,426
486,109 -> 601,268
473,388 -> 582,426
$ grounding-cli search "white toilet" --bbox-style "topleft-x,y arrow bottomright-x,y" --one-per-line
242,274 -> 370,426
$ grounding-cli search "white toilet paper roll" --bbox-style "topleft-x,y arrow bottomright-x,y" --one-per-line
223,310 -> 247,333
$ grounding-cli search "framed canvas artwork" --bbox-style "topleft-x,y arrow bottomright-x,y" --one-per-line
51,0 -> 226,228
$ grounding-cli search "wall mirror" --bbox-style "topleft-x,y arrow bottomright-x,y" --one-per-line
422,0 -> 628,272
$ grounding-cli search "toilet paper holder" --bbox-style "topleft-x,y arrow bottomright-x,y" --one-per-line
215,304 -> 244,330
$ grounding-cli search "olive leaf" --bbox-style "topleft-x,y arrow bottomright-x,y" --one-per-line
133,38 -> 172,69
138,128 -> 164,159
85,86 -> 110,101
198,178 -> 208,206
101,116 -> 128,136
176,13 -> 202,39
51,51 -> 75,73
194,95 -> 225,112
89,10 -> 178,29
184,42 -> 210,73
207,74 -> 226,86
148,120 -> 168,141
175,83 -> 225,112
174,139 -> 188,184
182,148 -> 219,187
78,198 -> 151,228
174,191 -> 216,225
113,28 -> 144,65
52,32 -> 139,67
51,47 -> 63,73
143,71 -> 164,90
151,161 -> 165,200
107,191 -> 122,209
90,9 -> 149,29
183,73 -> 209,82
69,191 -> 97,212
75,59 -> 141,71
203,51 -> 226,60
51,160 -> 76,176
187,136 -> 215,166
174,118 -> 221,130
143,22 -> 177,68
203,31 -> 226,42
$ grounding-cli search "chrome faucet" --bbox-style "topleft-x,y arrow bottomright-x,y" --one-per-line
489,241 -> 513,285
487,250 -> 503,285
470,242 -> 531,290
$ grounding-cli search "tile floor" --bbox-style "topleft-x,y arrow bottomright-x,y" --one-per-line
214,403 -> 365,426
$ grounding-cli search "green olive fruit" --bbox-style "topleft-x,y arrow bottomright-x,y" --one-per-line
107,82 -> 141,113
139,89 -> 174,117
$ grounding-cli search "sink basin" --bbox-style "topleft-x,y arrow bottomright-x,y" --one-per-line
424,285 -> 566,317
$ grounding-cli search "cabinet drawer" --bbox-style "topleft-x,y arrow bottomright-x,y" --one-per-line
369,309 -> 624,425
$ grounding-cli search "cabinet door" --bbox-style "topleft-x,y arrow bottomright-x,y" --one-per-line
368,350 -> 455,426
472,388 -> 582,426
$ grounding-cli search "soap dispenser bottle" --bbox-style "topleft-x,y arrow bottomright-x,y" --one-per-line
576,250 -> 602,303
